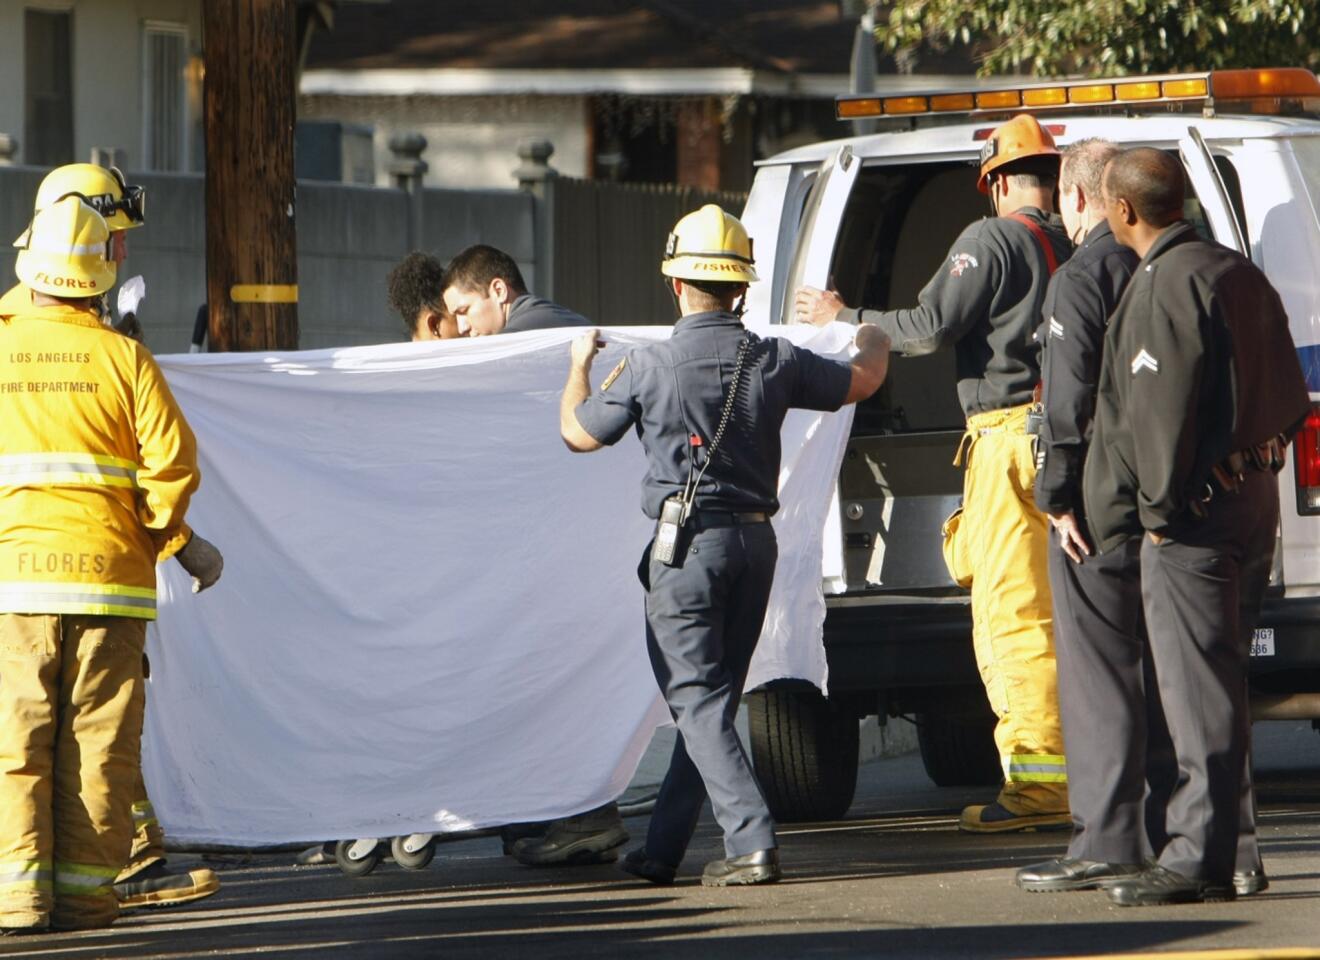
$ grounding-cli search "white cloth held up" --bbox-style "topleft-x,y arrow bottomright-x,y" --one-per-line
144,324 -> 855,846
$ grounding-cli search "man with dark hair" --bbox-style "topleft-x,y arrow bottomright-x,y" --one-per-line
439,242 -> 619,866
1019,141 -> 1269,898
1103,149 -> 1186,225
442,244 -> 585,336
794,114 -> 1073,833
388,252 -> 458,341
1086,147 -> 1309,906
561,205 -> 890,885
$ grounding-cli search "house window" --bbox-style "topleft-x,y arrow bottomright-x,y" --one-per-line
24,9 -> 74,166
142,22 -> 188,171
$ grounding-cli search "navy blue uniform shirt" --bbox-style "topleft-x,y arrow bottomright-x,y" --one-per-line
1034,220 -> 1138,515
505,293 -> 586,332
574,311 -> 852,518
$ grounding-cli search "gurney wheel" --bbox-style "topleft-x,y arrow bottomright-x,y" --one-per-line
391,835 -> 436,870
334,838 -> 382,877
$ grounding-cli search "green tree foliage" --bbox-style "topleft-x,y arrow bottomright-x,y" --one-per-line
880,0 -> 1318,77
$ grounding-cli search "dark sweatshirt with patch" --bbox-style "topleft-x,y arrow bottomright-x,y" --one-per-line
838,207 -> 1071,417
1084,221 -> 1310,551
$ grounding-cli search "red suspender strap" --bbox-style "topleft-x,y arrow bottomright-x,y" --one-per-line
1005,212 -> 1059,276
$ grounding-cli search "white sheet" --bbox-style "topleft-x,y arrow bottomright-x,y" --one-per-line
144,322 -> 856,845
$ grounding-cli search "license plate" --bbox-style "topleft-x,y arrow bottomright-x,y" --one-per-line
1250,628 -> 1275,657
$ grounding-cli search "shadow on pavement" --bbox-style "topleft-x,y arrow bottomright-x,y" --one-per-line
0,915 -> 1251,960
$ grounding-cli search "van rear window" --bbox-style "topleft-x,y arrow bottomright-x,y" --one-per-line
830,162 -> 983,434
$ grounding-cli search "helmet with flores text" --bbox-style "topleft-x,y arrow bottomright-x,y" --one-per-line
14,195 -> 117,297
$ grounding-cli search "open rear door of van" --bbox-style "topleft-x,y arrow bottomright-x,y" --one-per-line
1180,127 -> 1249,255
1182,127 -> 1294,605
777,145 -> 862,324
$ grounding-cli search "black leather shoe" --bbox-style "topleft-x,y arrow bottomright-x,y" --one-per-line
1015,857 -> 1143,892
499,822 -> 549,856
1233,868 -> 1269,897
1108,864 -> 1235,906
701,849 -> 781,887
619,848 -> 676,886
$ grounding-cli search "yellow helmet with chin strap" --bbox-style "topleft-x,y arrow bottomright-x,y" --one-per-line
14,195 -> 117,297
24,163 -> 145,239
661,204 -> 758,283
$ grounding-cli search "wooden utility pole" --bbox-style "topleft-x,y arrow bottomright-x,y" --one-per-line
203,0 -> 299,351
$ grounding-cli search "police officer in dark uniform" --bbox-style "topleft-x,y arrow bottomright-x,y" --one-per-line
1085,148 -> 1309,906
559,205 -> 890,886
1014,138 -> 1144,892
1016,140 -> 1271,898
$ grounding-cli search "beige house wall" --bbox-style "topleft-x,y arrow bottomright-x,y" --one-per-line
299,93 -> 591,190
0,0 -> 202,169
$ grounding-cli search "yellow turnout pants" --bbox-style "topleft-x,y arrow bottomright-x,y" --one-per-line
118,653 -> 166,881
0,614 -> 146,930
118,769 -> 167,880
948,404 -> 1068,815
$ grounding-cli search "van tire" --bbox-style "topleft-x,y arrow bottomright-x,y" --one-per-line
746,687 -> 859,822
916,709 -> 1001,787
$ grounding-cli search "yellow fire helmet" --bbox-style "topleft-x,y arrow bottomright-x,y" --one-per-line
661,204 -> 758,283
16,164 -> 146,246
14,195 -> 117,298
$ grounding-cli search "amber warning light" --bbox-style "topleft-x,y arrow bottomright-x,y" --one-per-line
835,68 -> 1320,121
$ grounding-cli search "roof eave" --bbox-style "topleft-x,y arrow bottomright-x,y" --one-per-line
299,67 -> 850,98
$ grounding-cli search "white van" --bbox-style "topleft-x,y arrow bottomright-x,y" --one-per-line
738,68 -> 1320,821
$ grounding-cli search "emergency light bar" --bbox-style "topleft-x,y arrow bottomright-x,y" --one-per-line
835,68 -> 1320,121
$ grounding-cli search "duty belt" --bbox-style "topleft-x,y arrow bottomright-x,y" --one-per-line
692,510 -> 770,528
1190,435 -> 1289,517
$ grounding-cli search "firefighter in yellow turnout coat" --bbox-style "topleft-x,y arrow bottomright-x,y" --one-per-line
0,164 -> 224,912
0,197 -> 200,933
794,116 -> 1072,831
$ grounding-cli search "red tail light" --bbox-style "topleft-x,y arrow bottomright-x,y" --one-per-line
1294,404 -> 1320,514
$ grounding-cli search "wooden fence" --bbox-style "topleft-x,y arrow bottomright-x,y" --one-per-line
547,177 -> 747,327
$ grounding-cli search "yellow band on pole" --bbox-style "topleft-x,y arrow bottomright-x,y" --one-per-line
230,284 -> 298,304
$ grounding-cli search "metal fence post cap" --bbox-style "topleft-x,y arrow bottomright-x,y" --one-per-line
388,132 -> 428,158
515,139 -> 558,189
387,133 -> 429,178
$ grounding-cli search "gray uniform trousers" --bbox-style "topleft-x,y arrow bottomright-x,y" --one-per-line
1051,535 -> 1147,864
1051,536 -> 1262,871
1144,662 -> 1262,875
1140,469 -> 1277,883
641,520 -> 778,866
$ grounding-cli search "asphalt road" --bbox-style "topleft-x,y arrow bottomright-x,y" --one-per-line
4,721 -> 1320,960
